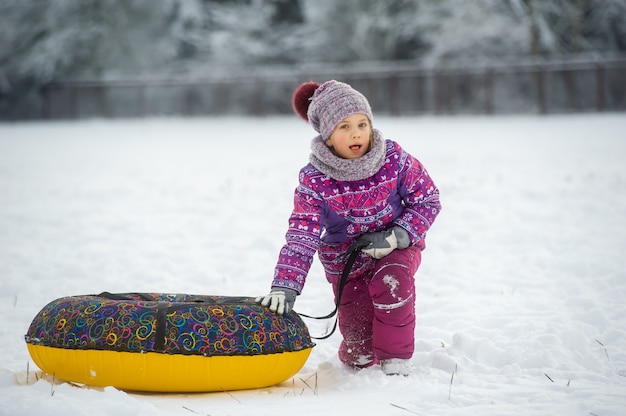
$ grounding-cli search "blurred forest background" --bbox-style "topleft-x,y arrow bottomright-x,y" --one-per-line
1,0 -> 625,120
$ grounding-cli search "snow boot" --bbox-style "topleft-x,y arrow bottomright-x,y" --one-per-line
381,358 -> 412,376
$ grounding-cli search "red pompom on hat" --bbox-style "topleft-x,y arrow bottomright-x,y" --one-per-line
292,81 -> 320,121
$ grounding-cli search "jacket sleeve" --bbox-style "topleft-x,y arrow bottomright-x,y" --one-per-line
271,170 -> 324,294
393,144 -> 441,250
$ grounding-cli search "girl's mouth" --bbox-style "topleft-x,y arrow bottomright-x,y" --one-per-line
350,145 -> 362,152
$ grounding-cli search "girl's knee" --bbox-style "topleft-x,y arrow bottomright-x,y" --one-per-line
369,247 -> 420,309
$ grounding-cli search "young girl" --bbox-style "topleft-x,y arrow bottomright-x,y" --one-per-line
256,80 -> 441,376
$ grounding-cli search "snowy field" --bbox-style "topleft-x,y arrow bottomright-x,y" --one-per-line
0,114 -> 625,415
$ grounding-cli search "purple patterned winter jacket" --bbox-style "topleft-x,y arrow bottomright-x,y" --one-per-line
271,139 -> 441,294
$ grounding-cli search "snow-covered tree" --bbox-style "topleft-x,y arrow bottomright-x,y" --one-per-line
510,0 -> 626,57
1,0 -> 624,118
298,0 -> 426,63
199,0 -> 307,67
0,0 -> 205,117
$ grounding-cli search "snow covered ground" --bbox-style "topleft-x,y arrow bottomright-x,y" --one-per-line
1,114 -> 625,415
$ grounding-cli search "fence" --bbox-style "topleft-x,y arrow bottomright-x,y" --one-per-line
41,58 -> 626,119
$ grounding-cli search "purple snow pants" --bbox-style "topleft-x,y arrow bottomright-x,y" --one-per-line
331,246 -> 422,367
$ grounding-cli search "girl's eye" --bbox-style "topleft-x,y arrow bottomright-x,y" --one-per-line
359,122 -> 368,128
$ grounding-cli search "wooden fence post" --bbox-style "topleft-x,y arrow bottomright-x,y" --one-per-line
595,63 -> 605,112
484,68 -> 494,114
535,65 -> 547,114
388,72 -> 400,116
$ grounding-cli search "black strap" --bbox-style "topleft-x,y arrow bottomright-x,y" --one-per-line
153,302 -> 169,352
96,292 -> 154,302
298,241 -> 367,340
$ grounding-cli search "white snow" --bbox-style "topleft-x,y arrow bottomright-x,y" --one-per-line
382,274 -> 400,297
1,114 -> 625,415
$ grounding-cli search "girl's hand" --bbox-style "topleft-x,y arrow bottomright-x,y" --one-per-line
255,288 -> 298,315
359,226 -> 410,259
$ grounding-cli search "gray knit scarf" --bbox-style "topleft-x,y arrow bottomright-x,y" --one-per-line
309,128 -> 385,181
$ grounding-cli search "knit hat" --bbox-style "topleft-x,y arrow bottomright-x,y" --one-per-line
292,80 -> 373,139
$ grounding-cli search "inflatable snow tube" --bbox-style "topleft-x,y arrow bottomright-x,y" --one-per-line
24,293 -> 314,392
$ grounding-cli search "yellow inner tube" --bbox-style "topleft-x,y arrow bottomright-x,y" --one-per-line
25,293 -> 315,392
28,344 -> 312,393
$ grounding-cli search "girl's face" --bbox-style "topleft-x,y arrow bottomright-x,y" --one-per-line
325,113 -> 372,159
